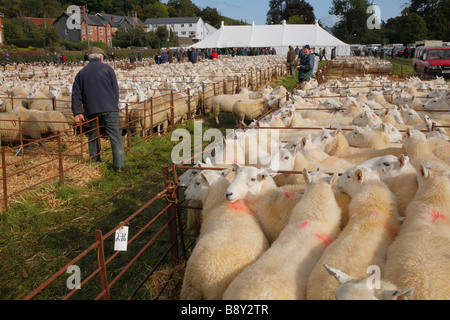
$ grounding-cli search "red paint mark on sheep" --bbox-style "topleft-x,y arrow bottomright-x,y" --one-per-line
300,221 -> 310,229
429,209 -> 445,223
368,210 -> 379,216
285,192 -> 296,199
230,200 -> 253,215
315,233 -> 333,246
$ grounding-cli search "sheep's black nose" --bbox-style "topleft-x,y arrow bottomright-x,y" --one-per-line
226,193 -> 233,199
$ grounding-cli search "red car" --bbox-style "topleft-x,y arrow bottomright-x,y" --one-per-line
413,46 -> 450,77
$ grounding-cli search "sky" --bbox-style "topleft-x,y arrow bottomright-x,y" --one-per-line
186,0 -> 409,27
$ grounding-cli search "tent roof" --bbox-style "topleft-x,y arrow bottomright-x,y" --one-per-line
190,21 -> 349,50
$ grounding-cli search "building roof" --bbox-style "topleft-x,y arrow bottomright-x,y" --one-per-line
23,17 -> 57,27
143,17 -> 201,26
83,14 -> 109,27
97,13 -> 143,28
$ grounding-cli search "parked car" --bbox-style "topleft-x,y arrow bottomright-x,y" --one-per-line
413,46 -> 450,77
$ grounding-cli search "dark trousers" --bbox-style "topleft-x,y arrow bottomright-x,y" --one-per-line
87,112 -> 124,169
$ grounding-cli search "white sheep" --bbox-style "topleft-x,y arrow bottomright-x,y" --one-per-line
346,126 -> 391,150
13,106 -> 70,136
231,95 -> 277,126
384,161 -> 450,300
211,88 -> 250,125
225,164 -> 303,244
223,170 -> 341,300
323,264 -> 414,300
307,166 -> 401,300
323,130 -> 405,165
180,169 -> 269,300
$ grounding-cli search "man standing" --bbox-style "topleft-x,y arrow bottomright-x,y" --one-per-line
296,45 -> 315,83
287,46 -> 297,76
71,47 -> 124,172
129,52 -> 137,63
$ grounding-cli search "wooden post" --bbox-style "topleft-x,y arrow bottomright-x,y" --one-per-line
162,166 -> 179,267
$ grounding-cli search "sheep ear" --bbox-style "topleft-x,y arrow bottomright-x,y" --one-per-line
398,155 -> 409,167
329,173 -> 338,186
221,168 -> 232,178
257,170 -> 269,181
420,164 -> 429,179
303,168 -> 312,184
201,171 -> 218,185
323,264 -> 356,284
383,288 -> 415,300
301,137 -> 307,148
355,168 -> 365,184
233,162 -> 242,170
406,128 -> 411,137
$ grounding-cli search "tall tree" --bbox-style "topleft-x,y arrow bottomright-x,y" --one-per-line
266,0 -> 315,25
404,0 -> 450,40
329,0 -> 383,44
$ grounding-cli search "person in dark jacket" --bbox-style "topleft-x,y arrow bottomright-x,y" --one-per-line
287,46 -> 297,76
160,49 -> 169,64
189,49 -> 198,63
129,52 -> 137,63
71,47 -> 124,172
296,45 -> 315,83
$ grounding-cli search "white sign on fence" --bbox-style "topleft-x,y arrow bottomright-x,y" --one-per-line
114,226 -> 129,252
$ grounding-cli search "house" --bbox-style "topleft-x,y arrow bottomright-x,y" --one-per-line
53,6 -> 112,47
0,13 -> 4,44
143,17 -> 216,44
96,11 -> 144,34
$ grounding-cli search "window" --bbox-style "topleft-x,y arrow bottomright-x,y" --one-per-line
189,31 -> 195,36
82,27 -> 85,35
89,27 -> 92,35
181,31 -> 186,35
65,29 -> 68,35
189,24 -> 192,27
181,24 -> 184,27
99,28 -> 103,35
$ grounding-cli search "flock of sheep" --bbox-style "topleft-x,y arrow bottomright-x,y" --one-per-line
178,70 -> 450,300
0,55 -> 286,146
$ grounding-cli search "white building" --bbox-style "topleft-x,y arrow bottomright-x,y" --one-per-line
143,17 -> 216,42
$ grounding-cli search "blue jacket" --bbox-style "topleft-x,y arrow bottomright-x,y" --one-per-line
189,50 -> 198,62
71,58 -> 119,117
298,53 -> 315,81
160,52 -> 169,63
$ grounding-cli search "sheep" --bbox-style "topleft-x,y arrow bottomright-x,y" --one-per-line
323,264 -> 414,300
0,111 -> 44,146
27,91 -> 54,111
211,88 -> 250,125
307,166 -> 401,300
383,161 -> 450,300
225,164 -> 303,244
323,130 -> 406,165
223,170 -> 341,300
346,126 -> 391,150
12,106 -> 70,137
377,154 -> 418,218
180,169 -> 269,300
402,129 -> 449,169
352,109 -> 383,128
231,95 -> 277,126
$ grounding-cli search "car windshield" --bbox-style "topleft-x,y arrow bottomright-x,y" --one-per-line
427,49 -> 450,60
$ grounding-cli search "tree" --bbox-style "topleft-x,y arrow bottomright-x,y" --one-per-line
167,0 -> 200,17
266,0 -> 315,25
400,13 -> 428,44
404,0 -> 450,40
329,0 -> 383,44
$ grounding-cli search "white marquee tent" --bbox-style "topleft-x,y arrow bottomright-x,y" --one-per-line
190,20 -> 351,58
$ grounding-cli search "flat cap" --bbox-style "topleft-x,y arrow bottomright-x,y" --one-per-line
88,47 -> 105,57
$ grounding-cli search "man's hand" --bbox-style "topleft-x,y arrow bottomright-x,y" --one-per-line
75,114 -> 85,123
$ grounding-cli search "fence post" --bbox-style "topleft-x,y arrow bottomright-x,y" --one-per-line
57,132 -> 64,186
143,100 -> 147,138
1,147 -> 8,210
162,166 -> 179,267
18,116 -> 25,165
187,88 -> 191,120
170,91 -> 175,131
95,230 -> 111,300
